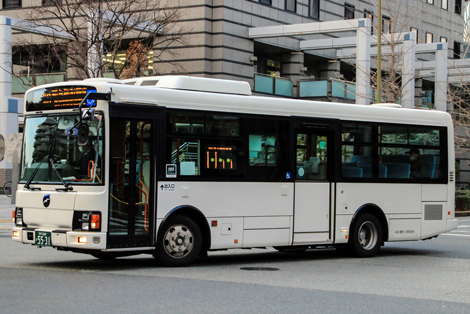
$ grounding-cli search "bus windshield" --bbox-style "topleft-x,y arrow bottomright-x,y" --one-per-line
20,113 -> 104,184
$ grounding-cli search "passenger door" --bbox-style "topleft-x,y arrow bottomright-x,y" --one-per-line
107,105 -> 161,249
292,118 -> 338,244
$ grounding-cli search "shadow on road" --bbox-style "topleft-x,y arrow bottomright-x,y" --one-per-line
18,242 -> 464,272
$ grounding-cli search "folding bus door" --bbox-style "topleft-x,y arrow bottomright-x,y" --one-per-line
107,105 -> 161,249
292,118 -> 338,245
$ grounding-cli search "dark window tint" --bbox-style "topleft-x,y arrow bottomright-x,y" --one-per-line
168,112 -> 240,137
309,0 -> 320,19
3,0 -> 21,8
345,3 -> 355,19
286,0 -> 296,12
340,122 -> 447,182
247,118 -> 290,181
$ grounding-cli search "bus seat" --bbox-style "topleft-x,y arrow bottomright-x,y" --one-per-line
350,155 -> 372,166
385,163 -> 410,178
342,166 -> 363,178
421,155 -> 436,179
307,157 -> 321,173
354,165 -> 387,178
379,165 -> 387,178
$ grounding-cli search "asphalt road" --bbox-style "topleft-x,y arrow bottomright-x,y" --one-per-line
1,195 -> 469,313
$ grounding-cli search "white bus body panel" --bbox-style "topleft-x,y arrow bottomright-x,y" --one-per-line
16,189 -> 77,229
293,182 -> 331,244
15,186 -> 109,249
335,183 -> 454,243
157,181 -> 294,249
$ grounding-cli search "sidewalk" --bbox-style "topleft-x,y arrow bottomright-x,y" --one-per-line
0,195 -> 15,230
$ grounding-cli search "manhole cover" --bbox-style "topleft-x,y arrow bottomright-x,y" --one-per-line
240,267 -> 279,271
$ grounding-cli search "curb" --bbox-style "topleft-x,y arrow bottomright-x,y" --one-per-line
456,211 -> 470,217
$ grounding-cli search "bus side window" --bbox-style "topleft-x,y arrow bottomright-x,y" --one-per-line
249,135 -> 277,166
296,133 -> 327,180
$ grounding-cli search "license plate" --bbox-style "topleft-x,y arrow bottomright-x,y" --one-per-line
35,231 -> 52,247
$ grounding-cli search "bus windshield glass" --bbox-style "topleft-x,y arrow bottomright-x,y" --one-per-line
20,113 -> 104,184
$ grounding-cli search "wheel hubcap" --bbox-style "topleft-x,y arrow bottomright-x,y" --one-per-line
358,221 -> 378,250
163,225 -> 194,258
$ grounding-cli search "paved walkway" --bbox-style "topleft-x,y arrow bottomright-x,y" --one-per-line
0,195 -> 15,230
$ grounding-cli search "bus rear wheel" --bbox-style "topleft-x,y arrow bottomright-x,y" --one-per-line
348,213 -> 382,257
154,215 -> 202,267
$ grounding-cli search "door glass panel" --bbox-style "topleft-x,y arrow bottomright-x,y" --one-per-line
296,133 -> 327,180
109,119 -> 151,238
109,119 -> 130,235
135,121 -> 151,235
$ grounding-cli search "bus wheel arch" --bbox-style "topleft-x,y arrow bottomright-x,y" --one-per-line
347,204 -> 387,257
155,206 -> 211,266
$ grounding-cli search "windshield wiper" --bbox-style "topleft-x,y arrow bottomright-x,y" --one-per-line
24,155 -> 73,191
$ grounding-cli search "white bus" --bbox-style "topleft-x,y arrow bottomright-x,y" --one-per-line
12,76 -> 458,266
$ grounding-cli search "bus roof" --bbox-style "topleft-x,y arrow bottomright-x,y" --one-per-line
25,76 -> 452,128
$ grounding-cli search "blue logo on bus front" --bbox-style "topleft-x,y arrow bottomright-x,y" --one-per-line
43,194 -> 51,208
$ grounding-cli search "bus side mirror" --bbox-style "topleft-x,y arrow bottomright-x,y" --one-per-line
82,108 -> 95,121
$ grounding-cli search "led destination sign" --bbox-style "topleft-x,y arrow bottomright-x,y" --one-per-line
26,86 -> 97,112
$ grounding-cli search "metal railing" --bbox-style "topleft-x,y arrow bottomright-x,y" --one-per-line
253,73 -> 293,97
171,141 -> 199,164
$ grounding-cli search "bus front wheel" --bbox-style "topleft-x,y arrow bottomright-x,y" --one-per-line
348,213 -> 383,257
154,215 -> 202,267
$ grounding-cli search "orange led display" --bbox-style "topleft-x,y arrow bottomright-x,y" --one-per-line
206,146 -> 236,170
26,86 -> 97,112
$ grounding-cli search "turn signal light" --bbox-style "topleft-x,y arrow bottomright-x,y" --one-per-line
12,231 -> 19,238
90,215 -> 100,230
78,237 -> 87,244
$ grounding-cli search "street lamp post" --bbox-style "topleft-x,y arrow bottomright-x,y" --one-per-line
377,0 -> 382,103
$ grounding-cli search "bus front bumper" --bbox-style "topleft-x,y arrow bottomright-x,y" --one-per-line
12,227 -> 107,250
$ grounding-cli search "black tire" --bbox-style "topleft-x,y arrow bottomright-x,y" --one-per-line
3,181 -> 11,197
154,215 -> 202,267
348,213 -> 383,257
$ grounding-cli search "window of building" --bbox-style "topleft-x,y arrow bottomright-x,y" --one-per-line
441,37 -> 447,43
427,0 -> 434,5
344,3 -> 355,19
42,0 -> 61,5
410,28 -> 419,43
266,59 -> 281,77
364,10 -> 374,34
3,0 -> 21,8
309,0 -> 320,19
426,32 -> 433,43
382,16 -> 391,34
286,0 -> 296,12
441,0 -> 448,10
260,0 -> 272,5
455,0 -> 462,14
454,41 -> 461,59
